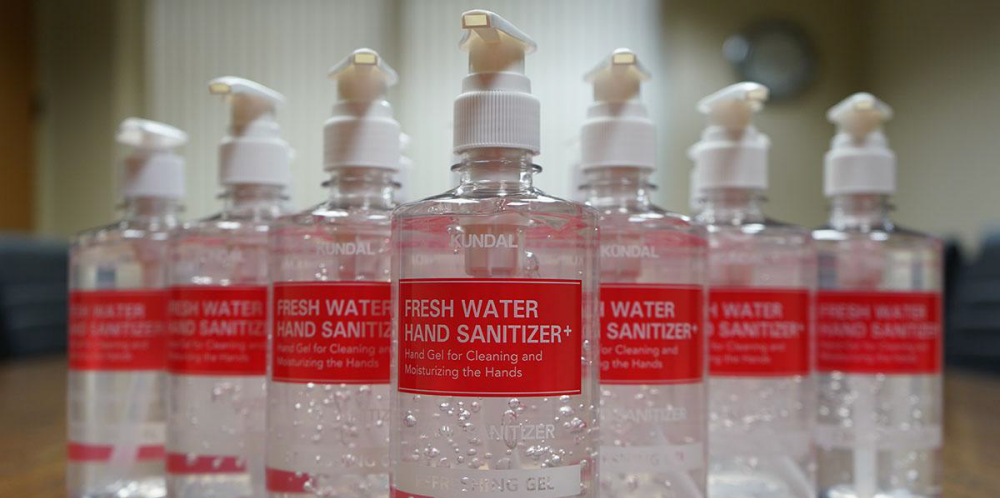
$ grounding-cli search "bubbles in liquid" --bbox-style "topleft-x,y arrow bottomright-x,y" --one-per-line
403,413 -> 417,427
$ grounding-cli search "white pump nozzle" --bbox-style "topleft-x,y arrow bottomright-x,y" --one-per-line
208,76 -> 291,186
117,118 -> 187,150
697,81 -> 769,131
689,82 -> 772,200
460,11 -> 536,74
454,10 -> 540,154
824,92 -> 896,197
580,48 -> 656,170
828,92 -> 893,138
324,49 -> 401,171
116,118 -> 187,199
585,48 -> 651,103
328,48 -> 398,103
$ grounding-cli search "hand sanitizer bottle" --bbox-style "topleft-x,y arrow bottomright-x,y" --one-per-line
813,93 -> 943,498
166,77 -> 291,498
68,118 -> 186,498
390,10 -> 600,498
265,49 -> 400,498
689,82 -> 817,498
579,49 -> 707,498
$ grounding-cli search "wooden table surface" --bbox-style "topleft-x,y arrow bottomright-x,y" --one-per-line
0,356 -> 997,497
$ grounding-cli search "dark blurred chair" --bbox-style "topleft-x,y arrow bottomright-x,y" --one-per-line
0,234 -> 68,359
948,233 -> 1000,369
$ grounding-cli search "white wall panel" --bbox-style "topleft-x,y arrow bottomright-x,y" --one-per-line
147,0 -> 397,217
146,0 -> 667,214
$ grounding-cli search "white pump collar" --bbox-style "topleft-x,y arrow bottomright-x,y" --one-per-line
824,92 -> 896,197
580,48 -> 655,171
325,48 -> 401,172
116,118 -> 187,199
689,82 -> 771,201
208,76 -> 292,187
454,10 -> 540,155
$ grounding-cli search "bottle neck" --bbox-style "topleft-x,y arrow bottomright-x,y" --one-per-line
695,188 -> 766,224
582,167 -> 655,210
454,148 -> 536,194
828,193 -> 893,231
325,168 -> 396,210
121,196 -> 182,224
221,184 -> 285,215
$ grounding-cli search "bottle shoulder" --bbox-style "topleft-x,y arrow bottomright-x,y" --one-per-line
393,188 -> 596,222
276,201 -> 394,228
812,223 -> 942,249
699,216 -> 813,243
178,210 -> 279,235
73,218 -> 175,247
595,204 -> 694,229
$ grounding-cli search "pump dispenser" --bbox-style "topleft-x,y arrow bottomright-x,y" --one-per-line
68,118 -> 186,498
690,83 -> 817,498
325,48 -> 401,171
823,92 -> 895,197
580,48 -> 654,171
208,76 -> 292,187
813,93 -> 943,498
166,77 -> 289,498
689,82 -> 770,203
391,11 -> 599,498
454,9 -> 539,153
264,49 -> 400,498
579,50 -> 708,498
117,118 -> 187,200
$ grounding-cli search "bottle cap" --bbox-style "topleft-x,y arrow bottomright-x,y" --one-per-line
689,82 -> 770,200
824,92 -> 895,197
454,10 -> 540,155
580,48 -> 655,170
116,118 -> 187,199
325,48 -> 401,171
208,76 -> 292,186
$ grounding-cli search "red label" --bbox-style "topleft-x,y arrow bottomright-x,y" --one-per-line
817,291 -> 942,374
272,282 -> 391,384
600,284 -> 704,385
167,286 -> 267,376
398,278 -> 583,397
166,453 -> 245,474
266,467 -> 311,493
708,288 -> 811,376
68,290 -> 167,371
67,442 -> 165,462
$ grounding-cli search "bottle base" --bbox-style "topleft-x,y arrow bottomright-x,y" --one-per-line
72,477 -> 166,498
709,471 -> 806,498
821,485 -> 939,498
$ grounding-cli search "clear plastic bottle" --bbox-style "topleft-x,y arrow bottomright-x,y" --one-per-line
689,83 -> 816,498
166,77 -> 291,498
68,118 -> 187,498
390,11 -> 600,498
813,94 -> 943,498
579,49 -> 708,498
265,49 -> 400,498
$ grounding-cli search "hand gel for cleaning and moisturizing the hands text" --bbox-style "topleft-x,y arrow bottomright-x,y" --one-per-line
68,118 -> 187,498
578,49 -> 708,498
690,82 -> 817,498
390,10 -> 600,498
813,93 -> 943,498
265,49 -> 400,498
166,77 -> 291,498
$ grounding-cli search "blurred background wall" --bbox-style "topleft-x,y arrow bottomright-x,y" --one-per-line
14,0 -> 1000,252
